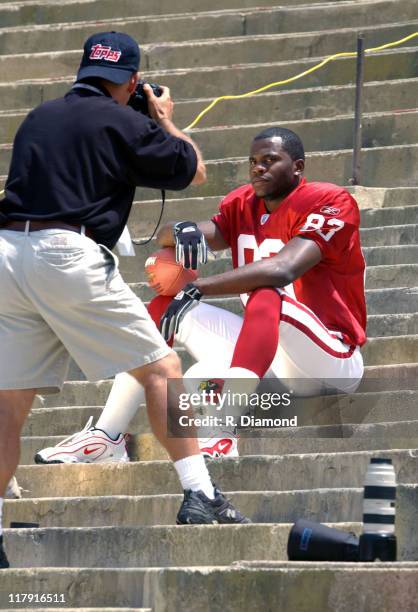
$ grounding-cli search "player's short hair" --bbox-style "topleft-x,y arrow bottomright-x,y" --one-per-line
253,127 -> 305,161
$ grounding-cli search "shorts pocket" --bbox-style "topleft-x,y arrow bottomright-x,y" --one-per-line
98,244 -> 120,287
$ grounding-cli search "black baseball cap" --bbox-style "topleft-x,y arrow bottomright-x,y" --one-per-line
76,31 -> 140,84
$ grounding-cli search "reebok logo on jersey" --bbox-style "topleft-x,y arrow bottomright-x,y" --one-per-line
320,205 -> 340,215
89,44 -> 122,63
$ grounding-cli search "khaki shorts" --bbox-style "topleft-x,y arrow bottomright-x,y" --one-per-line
0,228 -> 171,392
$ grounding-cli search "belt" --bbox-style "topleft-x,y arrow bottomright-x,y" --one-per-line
2,220 -> 94,239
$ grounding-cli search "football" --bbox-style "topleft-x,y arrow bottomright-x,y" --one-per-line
145,247 -> 198,296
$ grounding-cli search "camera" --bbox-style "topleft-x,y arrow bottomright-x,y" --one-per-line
128,80 -> 163,116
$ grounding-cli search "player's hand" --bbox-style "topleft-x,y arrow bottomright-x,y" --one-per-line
173,221 -> 208,269
160,283 -> 202,341
143,84 -> 173,123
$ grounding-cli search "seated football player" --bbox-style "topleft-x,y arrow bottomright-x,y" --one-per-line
36,127 -> 366,464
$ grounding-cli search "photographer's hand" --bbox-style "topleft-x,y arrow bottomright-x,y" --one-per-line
143,84 -> 173,123
143,84 -> 206,185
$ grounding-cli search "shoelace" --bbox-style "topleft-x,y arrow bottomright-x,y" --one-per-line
52,416 -> 95,448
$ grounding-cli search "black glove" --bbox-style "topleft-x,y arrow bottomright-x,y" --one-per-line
173,221 -> 208,270
160,283 -> 202,341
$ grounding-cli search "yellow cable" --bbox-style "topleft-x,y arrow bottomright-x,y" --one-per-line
184,31 -> 418,130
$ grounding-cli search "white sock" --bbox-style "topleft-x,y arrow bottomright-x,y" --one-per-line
0,498 -> 3,536
96,372 -> 145,439
174,454 -> 215,499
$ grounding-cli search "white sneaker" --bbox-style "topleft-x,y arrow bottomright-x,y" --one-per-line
199,430 -> 239,459
6,476 -> 22,499
34,417 -> 129,464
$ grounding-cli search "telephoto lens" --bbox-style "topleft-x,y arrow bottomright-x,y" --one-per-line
287,519 -> 359,561
359,457 -> 397,561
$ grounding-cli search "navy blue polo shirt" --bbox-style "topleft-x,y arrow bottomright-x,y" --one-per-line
0,86 -> 197,248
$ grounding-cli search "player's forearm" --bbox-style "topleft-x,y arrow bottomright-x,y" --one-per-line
194,258 -> 294,296
158,118 -> 206,185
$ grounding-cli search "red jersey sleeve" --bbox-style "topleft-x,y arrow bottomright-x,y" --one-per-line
212,196 -> 231,246
212,185 -> 252,247
290,190 -> 360,262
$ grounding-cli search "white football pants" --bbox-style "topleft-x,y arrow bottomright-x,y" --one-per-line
176,289 -> 364,396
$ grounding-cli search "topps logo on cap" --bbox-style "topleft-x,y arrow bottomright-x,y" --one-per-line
320,205 -> 340,215
89,43 -> 122,62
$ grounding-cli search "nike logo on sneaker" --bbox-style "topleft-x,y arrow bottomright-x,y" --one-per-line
217,441 -> 230,452
84,447 -> 101,455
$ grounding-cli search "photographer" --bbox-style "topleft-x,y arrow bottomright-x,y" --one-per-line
0,31 -> 248,569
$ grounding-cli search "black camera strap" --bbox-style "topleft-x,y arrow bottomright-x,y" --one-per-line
132,190 -> 166,246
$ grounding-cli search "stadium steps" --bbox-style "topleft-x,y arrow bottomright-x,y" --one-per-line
18,417 -> 418,464
1,46 -> 417,111
0,21 -> 417,80
3,484 -> 418,528
3,109 -> 418,173
0,0 -> 393,27
1,0 -> 418,609
1,77 -> 417,140
1,565 -> 418,612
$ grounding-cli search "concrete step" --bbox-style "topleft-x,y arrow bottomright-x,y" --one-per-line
0,2 -> 416,55
174,77 -> 418,129
18,418 -> 418,465
135,145 -> 418,204
14,448 -> 418,496
65,193 -> 418,242
1,565 -> 418,612
358,223 -> 418,246
23,389 -> 418,438
4,484 -> 418,530
23,406 -> 151,437
1,185 -> 413,221
1,21 -> 416,80
3,78 -> 418,141
2,148 -> 418,203
0,523 -> 378,568
367,313 -> 418,337
189,111 -> 418,159
0,0 -> 324,28
362,244 -> 418,266
365,287 -> 418,315
4,110 -> 418,173
361,205 -> 418,227
31,363 -> 418,408
365,265 -> 418,290
1,45 -> 416,111
62,327 -> 418,382
2,608 -> 152,612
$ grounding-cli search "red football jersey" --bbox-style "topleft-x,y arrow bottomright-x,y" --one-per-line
212,178 -> 367,346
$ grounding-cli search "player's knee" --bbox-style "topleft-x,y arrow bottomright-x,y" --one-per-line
248,287 -> 278,300
247,287 -> 281,314
159,350 -> 182,378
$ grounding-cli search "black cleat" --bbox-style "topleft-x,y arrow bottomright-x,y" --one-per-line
176,487 -> 251,524
0,536 -> 10,569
